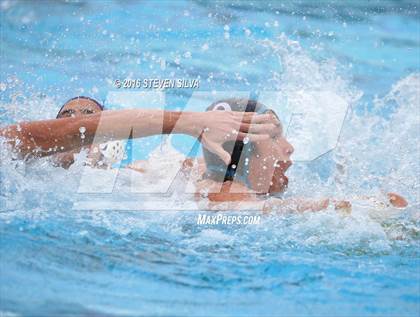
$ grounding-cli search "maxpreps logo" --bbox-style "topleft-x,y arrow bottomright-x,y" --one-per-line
197,214 -> 261,225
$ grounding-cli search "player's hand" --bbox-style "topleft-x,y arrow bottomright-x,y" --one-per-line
197,111 -> 279,165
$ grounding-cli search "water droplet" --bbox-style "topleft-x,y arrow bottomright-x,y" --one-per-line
231,164 -> 236,169
243,137 -> 249,144
79,126 -> 86,134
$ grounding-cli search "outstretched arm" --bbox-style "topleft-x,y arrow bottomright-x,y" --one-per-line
263,192 -> 408,213
0,109 -> 278,161
262,197 -> 331,213
1,109 -> 167,159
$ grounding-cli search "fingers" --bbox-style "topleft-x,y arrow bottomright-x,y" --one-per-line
387,193 -> 408,208
230,112 -> 281,137
233,112 -> 280,125
236,132 -> 270,142
334,200 -> 352,212
239,122 -> 280,136
205,142 -> 231,165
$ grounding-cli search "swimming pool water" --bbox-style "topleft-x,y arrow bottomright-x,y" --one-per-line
1,1 -> 419,316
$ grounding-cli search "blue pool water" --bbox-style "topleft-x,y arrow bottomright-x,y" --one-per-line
1,1 -> 419,316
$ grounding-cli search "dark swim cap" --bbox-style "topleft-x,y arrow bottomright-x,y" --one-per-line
56,96 -> 104,118
202,98 -> 278,184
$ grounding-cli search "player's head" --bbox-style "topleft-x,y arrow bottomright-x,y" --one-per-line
53,96 -> 104,168
202,98 -> 293,194
57,96 -> 104,118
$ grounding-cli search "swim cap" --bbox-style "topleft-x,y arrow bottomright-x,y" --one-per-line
57,96 -> 104,118
202,98 -> 278,185
98,140 -> 127,166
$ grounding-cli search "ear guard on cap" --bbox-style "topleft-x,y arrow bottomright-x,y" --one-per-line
98,140 -> 127,165
212,102 -> 232,111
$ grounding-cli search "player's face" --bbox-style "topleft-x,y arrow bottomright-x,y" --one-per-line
247,121 -> 294,194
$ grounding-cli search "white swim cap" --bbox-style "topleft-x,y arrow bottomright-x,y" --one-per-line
98,140 -> 126,165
